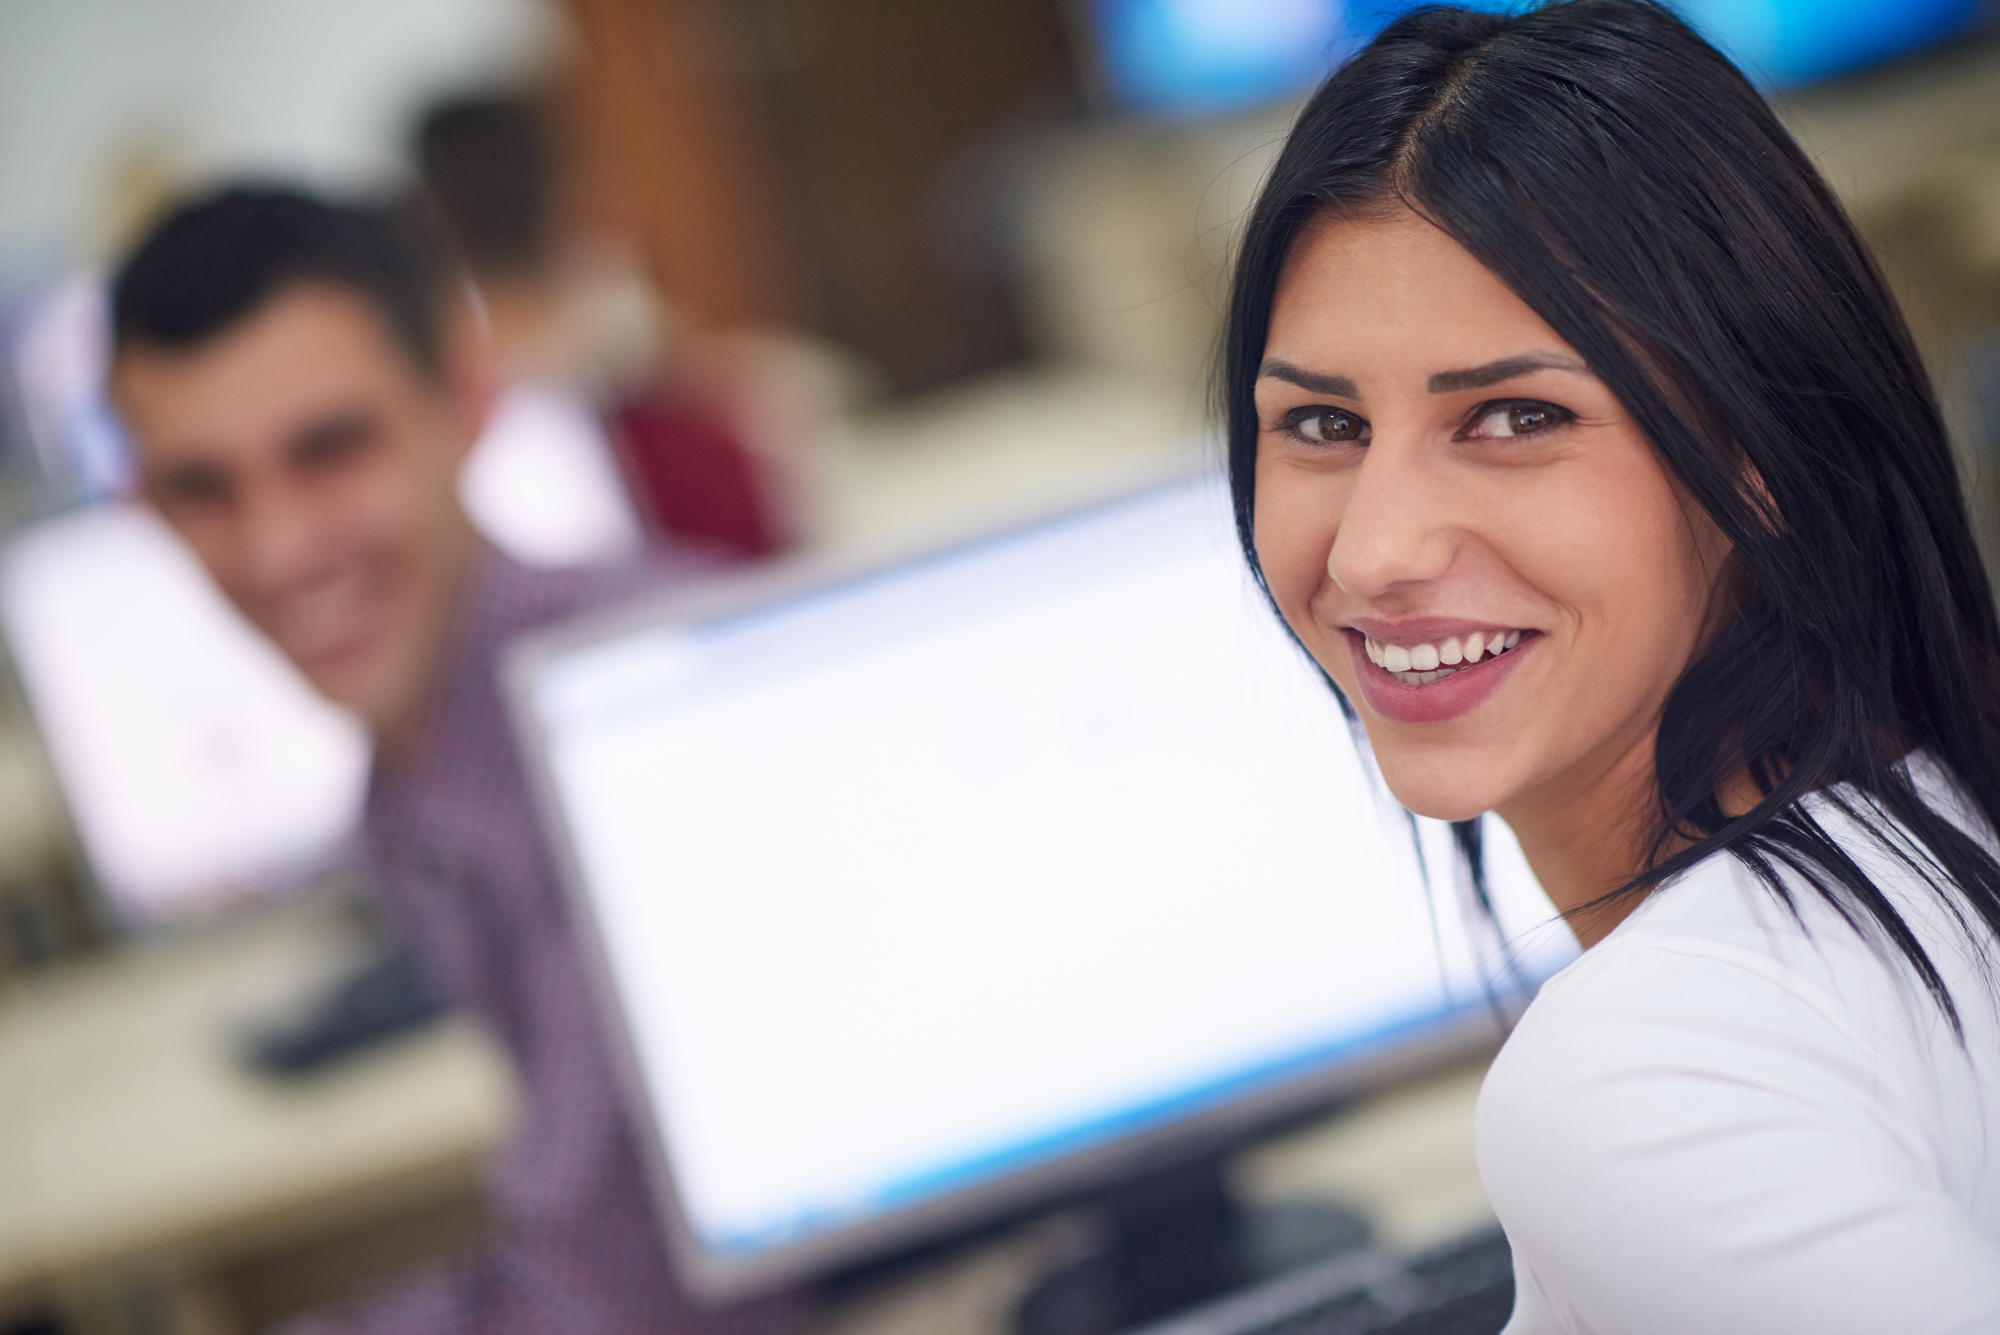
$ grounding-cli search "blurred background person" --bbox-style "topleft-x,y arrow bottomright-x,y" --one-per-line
414,92 -> 652,572
413,90 -> 807,564
108,184 -> 802,1335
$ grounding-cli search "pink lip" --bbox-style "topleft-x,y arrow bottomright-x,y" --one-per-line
1346,628 -> 1533,724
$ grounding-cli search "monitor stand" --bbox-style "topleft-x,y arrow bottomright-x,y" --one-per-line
1015,1157 -> 1371,1335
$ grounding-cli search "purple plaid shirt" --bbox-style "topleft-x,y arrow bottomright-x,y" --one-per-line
289,550 -> 805,1335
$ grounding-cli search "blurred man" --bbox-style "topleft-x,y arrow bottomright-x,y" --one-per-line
109,186 -> 797,1335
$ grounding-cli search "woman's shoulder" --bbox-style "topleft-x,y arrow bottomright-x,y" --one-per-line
1495,834 -> 1993,1123
1483,849 -> 1911,1142
1518,754 -> 2000,1050
1479,888 -> 2000,1333
1509,851 -> 1879,1055
1478,765 -> 2000,1332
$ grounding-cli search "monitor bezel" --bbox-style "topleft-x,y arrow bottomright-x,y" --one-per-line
500,477 -> 1520,1305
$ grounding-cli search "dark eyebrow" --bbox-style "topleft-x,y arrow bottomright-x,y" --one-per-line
287,405 -> 380,460
1428,352 -> 1590,393
1258,359 -> 1358,398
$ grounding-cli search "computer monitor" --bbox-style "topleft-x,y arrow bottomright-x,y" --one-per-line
1082,0 -> 1992,118
503,471 -> 1574,1304
0,503 -> 369,922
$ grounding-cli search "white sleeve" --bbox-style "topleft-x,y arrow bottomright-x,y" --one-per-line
1477,937 -> 2000,1335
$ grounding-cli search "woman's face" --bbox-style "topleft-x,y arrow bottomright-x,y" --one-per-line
1254,210 -> 1727,825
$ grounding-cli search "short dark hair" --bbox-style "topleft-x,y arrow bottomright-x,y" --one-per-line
414,94 -> 555,278
1223,1 -> 2000,1027
112,184 -> 446,380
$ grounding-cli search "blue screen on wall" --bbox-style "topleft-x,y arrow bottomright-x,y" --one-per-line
1088,0 -> 1989,118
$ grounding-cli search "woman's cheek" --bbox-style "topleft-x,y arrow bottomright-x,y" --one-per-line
1255,492 -> 1340,645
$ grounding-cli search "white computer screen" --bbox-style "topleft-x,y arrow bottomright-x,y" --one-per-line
0,504 -> 369,919
515,473 -> 1571,1286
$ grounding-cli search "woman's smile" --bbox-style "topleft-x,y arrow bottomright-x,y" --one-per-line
1344,624 -> 1535,724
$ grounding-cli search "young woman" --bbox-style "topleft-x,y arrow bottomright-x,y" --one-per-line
1225,3 -> 2000,1330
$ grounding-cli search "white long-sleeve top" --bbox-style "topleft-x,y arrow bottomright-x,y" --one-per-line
1479,757 -> 2000,1334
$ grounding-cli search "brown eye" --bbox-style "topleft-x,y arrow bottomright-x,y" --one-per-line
1294,409 -> 1368,443
1466,400 -> 1572,440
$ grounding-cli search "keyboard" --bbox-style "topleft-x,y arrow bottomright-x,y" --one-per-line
1125,1226 -> 1514,1335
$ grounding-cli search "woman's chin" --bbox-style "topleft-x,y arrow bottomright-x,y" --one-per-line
1372,758 -> 1509,825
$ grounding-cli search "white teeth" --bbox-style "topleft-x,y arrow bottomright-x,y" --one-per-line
1360,629 -> 1527,682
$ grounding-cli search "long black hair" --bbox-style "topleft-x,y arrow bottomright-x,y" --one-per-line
1222,0 -> 2000,1028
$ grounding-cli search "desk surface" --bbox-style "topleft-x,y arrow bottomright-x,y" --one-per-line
0,893 -> 515,1317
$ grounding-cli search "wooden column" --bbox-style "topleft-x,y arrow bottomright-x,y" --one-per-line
557,0 -> 791,328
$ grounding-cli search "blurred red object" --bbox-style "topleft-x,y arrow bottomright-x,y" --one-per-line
611,387 -> 785,561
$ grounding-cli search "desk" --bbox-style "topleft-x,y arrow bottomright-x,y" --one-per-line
0,893 -> 516,1334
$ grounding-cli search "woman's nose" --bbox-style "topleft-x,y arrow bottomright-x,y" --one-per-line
1325,436 -> 1458,597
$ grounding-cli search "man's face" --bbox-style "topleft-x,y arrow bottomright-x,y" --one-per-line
115,282 -> 478,751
